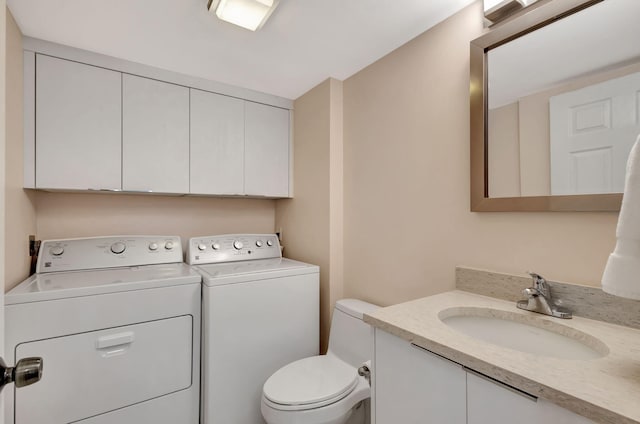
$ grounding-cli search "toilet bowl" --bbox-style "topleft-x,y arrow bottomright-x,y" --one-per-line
261,299 -> 379,424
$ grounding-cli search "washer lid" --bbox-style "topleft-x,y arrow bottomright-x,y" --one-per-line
196,258 -> 318,286
5,263 -> 201,305
263,355 -> 358,407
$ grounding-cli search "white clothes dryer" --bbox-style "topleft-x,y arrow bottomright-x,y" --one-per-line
5,236 -> 201,424
187,234 -> 319,424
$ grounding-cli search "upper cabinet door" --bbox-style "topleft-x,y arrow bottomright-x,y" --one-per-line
36,55 -> 122,190
190,89 -> 244,195
244,102 -> 290,197
122,74 -> 190,193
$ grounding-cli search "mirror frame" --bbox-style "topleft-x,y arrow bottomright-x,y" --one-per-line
470,0 -> 622,212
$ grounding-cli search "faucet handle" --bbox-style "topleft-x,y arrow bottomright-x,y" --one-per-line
519,272 -> 571,319
526,272 -> 550,298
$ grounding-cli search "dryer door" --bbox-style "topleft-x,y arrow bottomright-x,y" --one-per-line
13,315 -> 193,423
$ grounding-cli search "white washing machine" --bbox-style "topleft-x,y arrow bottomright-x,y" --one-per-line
5,236 -> 201,424
187,234 -> 319,424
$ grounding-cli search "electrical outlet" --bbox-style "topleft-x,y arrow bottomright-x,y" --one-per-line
29,235 -> 41,276
29,235 -> 37,256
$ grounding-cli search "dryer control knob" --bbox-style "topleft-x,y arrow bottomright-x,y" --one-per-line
110,242 -> 126,255
50,246 -> 64,256
198,243 -> 207,251
266,239 -> 274,247
233,240 -> 243,250
255,240 -> 263,247
212,243 -> 221,250
149,242 -> 159,251
165,241 -> 175,250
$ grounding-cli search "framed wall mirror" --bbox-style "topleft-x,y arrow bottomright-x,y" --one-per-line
470,0 -> 640,211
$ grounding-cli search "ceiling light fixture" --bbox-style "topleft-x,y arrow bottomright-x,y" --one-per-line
208,0 -> 280,31
483,0 -> 525,24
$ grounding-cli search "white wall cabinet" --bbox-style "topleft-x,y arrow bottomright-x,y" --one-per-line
190,90 -> 291,197
374,329 -> 466,424
245,102 -> 290,197
374,328 -> 596,424
35,55 -> 122,190
122,75 -> 190,194
467,372 -> 595,424
190,89 -> 245,195
27,50 -> 292,198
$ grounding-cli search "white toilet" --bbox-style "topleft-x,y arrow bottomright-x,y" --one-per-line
261,299 -> 379,424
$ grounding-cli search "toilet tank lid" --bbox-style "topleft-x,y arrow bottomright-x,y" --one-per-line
335,299 -> 379,320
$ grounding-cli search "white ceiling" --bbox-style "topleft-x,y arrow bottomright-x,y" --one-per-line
8,0 -> 475,100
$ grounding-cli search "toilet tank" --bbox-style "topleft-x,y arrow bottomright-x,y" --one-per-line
328,299 -> 379,367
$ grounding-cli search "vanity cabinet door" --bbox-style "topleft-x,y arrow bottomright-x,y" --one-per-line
122,74 -> 190,194
35,55 -> 122,190
467,372 -> 595,424
374,329 -> 466,424
244,102 -> 290,197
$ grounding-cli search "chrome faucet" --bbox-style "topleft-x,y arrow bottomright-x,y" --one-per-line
516,272 -> 572,319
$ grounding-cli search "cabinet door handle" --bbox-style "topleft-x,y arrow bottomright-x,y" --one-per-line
410,343 -> 464,368
410,343 -> 538,402
465,367 -> 538,402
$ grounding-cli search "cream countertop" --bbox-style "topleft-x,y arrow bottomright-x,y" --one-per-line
364,290 -> 640,424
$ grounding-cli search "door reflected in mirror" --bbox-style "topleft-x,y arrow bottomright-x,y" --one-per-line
486,0 -> 640,199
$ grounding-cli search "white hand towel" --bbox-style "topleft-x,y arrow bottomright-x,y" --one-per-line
602,134 -> 640,299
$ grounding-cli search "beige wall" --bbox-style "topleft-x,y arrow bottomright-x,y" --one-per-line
518,90 -> 550,196
342,0 -> 618,308
275,78 -> 343,353
0,2 -> 6,297
488,102 -> 520,198
35,191 -> 275,246
5,8 -> 35,290
328,78 -> 344,341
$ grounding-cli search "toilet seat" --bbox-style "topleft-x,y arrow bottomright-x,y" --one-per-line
263,355 -> 359,411
261,374 -> 371,424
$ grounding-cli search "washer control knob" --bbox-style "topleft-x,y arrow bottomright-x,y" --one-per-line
233,240 -> 244,250
165,241 -> 175,250
267,239 -> 274,247
50,246 -> 64,256
111,242 -> 126,255
255,240 -> 263,247
198,243 -> 207,251
149,242 -> 159,251
212,243 -> 221,250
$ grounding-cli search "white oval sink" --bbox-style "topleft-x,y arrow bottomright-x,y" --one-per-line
439,307 -> 608,360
